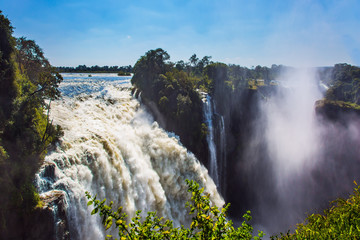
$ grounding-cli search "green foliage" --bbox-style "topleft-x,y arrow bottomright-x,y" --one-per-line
132,49 -> 207,162
86,179 -> 264,240
325,64 -> 360,105
203,62 -> 228,94
132,48 -> 171,92
273,182 -> 360,240
0,10 -> 17,130
0,11 -> 63,238
159,95 -> 169,112
15,37 -> 62,101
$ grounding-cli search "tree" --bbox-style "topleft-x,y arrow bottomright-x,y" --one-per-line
15,37 -> 62,102
131,48 -> 171,92
86,179 -> 264,240
189,54 -> 199,67
0,10 -> 17,130
200,56 -> 212,68
204,62 -> 228,95
175,60 -> 186,71
0,12 -> 63,238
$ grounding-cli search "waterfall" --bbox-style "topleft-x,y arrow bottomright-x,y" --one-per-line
219,115 -> 226,195
202,95 -> 220,188
35,73 -> 224,240
213,99 -> 227,195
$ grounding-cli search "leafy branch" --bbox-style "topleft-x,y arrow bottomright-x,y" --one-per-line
86,179 -> 264,240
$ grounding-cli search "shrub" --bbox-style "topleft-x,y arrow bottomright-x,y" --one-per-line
86,179 -> 264,240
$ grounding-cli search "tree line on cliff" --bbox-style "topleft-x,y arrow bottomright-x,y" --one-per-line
0,11 -> 62,238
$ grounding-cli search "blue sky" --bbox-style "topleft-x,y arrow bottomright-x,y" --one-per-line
1,0 -> 360,67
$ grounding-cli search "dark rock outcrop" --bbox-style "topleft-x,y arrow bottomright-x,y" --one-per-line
26,190 -> 70,240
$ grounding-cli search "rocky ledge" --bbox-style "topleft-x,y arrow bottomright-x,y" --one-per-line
27,190 -> 70,240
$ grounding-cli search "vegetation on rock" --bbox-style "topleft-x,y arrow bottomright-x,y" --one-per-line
131,48 -> 208,162
319,63 -> 360,106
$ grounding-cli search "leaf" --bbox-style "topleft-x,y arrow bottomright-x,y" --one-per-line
91,208 -> 98,215
105,220 -> 113,230
87,201 -> 93,206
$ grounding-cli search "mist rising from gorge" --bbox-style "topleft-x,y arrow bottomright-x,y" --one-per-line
231,67 -> 360,235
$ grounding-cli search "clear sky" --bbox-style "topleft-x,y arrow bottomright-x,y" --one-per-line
1,0 -> 360,67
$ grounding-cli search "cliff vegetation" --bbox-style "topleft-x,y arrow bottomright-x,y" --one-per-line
0,11 -> 62,238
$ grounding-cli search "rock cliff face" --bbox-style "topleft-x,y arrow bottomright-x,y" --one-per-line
28,162 -> 70,240
36,190 -> 70,240
3,189 -> 69,240
23,190 -> 69,240
214,88 -> 265,216
135,91 -> 210,166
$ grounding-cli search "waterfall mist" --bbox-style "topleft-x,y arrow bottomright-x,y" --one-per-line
36,74 -> 223,240
238,68 -> 360,235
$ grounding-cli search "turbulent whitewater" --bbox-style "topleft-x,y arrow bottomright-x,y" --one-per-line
35,73 -> 223,240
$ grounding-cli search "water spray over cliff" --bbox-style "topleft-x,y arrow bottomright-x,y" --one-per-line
237,68 -> 360,235
36,74 -> 223,240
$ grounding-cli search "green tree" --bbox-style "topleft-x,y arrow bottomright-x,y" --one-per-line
86,179 -> 264,240
175,60 -> 186,71
0,10 -> 17,130
325,64 -> 360,105
0,11 -> 62,238
132,48 -> 171,93
204,62 -> 228,95
189,54 -> 199,67
16,37 -> 62,100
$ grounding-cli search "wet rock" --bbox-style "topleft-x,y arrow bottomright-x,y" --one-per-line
27,190 -> 70,240
42,162 -> 56,180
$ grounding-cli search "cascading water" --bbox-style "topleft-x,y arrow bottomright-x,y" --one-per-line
202,95 -> 220,188
213,100 -> 227,195
219,115 -> 226,194
35,73 -> 223,240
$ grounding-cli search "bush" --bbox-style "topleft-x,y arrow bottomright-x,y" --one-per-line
86,179 -> 264,240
